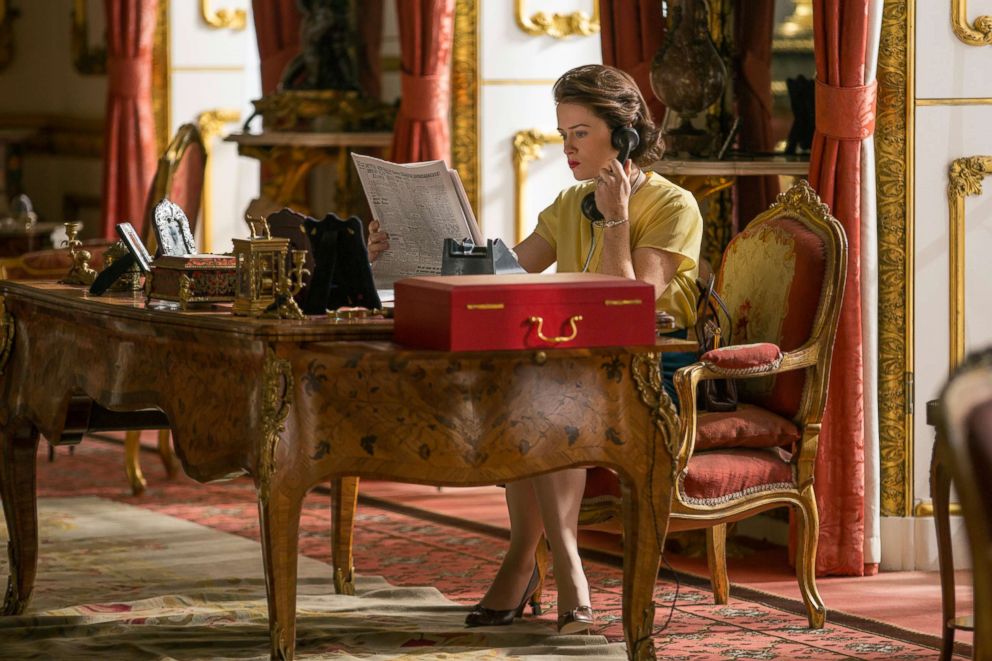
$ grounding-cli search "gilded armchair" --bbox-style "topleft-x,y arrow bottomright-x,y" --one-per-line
936,350 -> 992,661
580,180 -> 847,629
121,123 -> 206,494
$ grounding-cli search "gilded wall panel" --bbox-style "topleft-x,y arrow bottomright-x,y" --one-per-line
876,0 -> 912,516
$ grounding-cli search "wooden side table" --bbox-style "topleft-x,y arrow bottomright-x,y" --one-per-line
927,399 -> 975,661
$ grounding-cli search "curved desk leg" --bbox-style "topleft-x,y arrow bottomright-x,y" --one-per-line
258,484 -> 304,661
0,422 -> 40,615
621,474 -> 664,661
331,477 -> 359,595
931,435 -> 956,661
158,429 -> 179,478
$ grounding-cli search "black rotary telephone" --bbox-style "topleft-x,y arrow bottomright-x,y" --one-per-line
580,126 -> 641,222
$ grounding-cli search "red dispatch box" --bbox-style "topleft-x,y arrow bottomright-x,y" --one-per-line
393,273 -> 656,351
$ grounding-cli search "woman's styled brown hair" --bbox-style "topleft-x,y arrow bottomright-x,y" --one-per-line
552,64 -> 664,165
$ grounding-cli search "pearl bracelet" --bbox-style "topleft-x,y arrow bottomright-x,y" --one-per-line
592,217 -> 628,229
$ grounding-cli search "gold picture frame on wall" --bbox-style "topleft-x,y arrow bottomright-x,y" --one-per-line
71,0 -> 107,75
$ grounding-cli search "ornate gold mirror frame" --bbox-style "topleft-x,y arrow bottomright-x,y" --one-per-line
876,0 -> 914,517
456,0 -> 917,517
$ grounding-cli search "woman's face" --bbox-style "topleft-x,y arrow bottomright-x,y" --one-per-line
556,102 -> 617,181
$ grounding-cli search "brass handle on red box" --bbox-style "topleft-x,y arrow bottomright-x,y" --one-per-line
528,315 -> 583,344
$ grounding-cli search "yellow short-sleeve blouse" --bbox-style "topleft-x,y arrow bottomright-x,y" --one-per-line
533,171 -> 703,329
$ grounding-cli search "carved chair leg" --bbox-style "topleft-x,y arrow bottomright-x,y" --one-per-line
931,435 -> 957,661
123,429 -> 146,496
330,477 -> 359,595
706,523 -> 729,604
47,442 -> 55,463
795,496 -> 826,628
157,429 -> 178,478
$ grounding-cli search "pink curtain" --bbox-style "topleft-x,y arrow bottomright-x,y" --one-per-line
100,0 -> 158,240
599,0 -> 667,126
252,0 -> 301,95
808,0 -> 876,576
391,0 -> 455,163
733,0 -> 779,230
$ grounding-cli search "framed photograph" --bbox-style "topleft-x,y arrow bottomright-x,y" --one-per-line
152,199 -> 196,257
115,222 -> 153,273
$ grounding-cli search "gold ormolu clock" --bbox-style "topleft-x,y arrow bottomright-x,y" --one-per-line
232,217 -> 291,317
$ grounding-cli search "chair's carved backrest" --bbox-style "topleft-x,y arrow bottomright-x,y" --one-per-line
939,351 -> 992,650
142,123 -> 207,254
714,180 -> 847,421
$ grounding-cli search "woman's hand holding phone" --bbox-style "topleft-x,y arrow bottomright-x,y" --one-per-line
593,159 -> 633,223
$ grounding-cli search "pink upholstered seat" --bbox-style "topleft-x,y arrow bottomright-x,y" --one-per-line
682,448 -> 793,502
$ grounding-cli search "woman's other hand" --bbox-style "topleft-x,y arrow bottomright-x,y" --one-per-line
593,159 -> 632,222
367,219 -> 389,262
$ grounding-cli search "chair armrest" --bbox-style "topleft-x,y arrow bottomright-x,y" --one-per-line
701,343 -> 783,375
690,344 -> 820,382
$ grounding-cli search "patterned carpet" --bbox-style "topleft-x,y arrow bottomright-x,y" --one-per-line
0,497 -> 626,660
16,439 -> 968,660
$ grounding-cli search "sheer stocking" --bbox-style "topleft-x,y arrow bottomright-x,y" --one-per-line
478,469 -> 591,614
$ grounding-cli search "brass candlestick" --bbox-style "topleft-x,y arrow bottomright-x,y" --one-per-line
263,249 -> 309,320
59,221 -> 97,286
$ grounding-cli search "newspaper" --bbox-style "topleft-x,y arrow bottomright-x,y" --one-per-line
352,153 -> 483,289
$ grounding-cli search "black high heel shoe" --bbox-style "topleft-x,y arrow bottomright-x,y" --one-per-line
465,566 -> 543,627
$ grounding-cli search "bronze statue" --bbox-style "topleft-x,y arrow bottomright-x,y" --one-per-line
280,0 -> 361,92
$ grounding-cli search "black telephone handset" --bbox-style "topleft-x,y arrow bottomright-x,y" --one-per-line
580,127 -> 641,222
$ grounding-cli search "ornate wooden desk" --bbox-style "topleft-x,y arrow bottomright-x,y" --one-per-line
0,281 -> 690,661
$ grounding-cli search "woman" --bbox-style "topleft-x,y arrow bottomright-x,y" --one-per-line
368,64 -> 702,633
